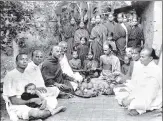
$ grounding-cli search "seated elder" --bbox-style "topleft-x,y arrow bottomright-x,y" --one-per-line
41,45 -> 77,97
116,48 -> 162,115
3,53 -> 65,121
58,41 -> 83,90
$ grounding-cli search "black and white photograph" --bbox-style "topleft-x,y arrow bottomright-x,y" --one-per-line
0,1 -> 162,121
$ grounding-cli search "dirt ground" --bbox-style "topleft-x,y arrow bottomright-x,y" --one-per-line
1,94 -> 162,121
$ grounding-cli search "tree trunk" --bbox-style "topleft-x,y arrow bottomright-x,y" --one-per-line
13,40 -> 19,67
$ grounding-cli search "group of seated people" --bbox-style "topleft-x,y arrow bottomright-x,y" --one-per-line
2,40 -> 162,120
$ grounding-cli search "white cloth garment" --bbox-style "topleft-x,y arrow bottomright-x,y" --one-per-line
114,61 -> 162,114
25,61 -> 60,98
3,69 -> 58,120
60,54 -> 83,90
114,60 -> 143,104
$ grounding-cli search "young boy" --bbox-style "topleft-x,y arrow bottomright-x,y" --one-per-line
69,50 -> 82,72
126,47 -> 133,60
126,47 -> 142,79
21,83 -> 66,115
121,55 -> 131,76
76,37 -> 89,68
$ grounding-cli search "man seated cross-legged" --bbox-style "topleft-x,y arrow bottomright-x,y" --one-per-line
41,45 -> 77,98
114,48 -> 162,115
3,53 -> 66,121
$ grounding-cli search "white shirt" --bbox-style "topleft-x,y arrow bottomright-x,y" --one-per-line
128,61 -> 162,113
25,61 -> 45,88
3,69 -> 31,97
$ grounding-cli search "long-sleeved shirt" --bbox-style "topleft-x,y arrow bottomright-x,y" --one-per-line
127,61 -> 162,114
41,56 -> 74,88
25,61 -> 45,88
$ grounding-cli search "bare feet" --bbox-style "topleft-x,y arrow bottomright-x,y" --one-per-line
51,106 -> 67,115
58,93 -> 74,99
128,109 -> 139,116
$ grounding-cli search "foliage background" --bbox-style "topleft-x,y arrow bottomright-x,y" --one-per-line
0,1 -> 128,77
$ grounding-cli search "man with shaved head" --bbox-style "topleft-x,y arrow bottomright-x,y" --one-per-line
3,53 -> 65,120
58,41 -> 83,90
41,45 -> 76,98
25,49 -> 60,97
115,47 -> 162,116
25,50 -> 46,92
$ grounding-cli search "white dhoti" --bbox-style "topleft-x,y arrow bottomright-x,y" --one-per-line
4,95 -> 58,121
44,96 -> 58,113
44,87 -> 60,98
113,86 -> 130,105
60,54 -> 83,91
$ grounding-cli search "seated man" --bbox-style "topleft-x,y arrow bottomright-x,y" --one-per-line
116,48 -> 162,115
25,50 -> 60,98
59,41 -> 83,90
113,47 -> 142,103
91,42 -> 121,95
3,53 -> 65,121
41,45 -> 77,97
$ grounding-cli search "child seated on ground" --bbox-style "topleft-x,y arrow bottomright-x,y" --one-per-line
21,83 -> 66,115
76,37 -> 89,68
83,50 -> 100,78
114,47 -> 142,88
69,50 -> 82,72
125,47 -> 142,80
121,55 -> 131,76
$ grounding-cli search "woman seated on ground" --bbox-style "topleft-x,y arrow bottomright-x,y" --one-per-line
90,42 -> 122,95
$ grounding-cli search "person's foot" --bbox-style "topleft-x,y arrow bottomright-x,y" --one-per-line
128,109 -> 139,116
51,106 -> 67,115
58,93 -> 74,99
